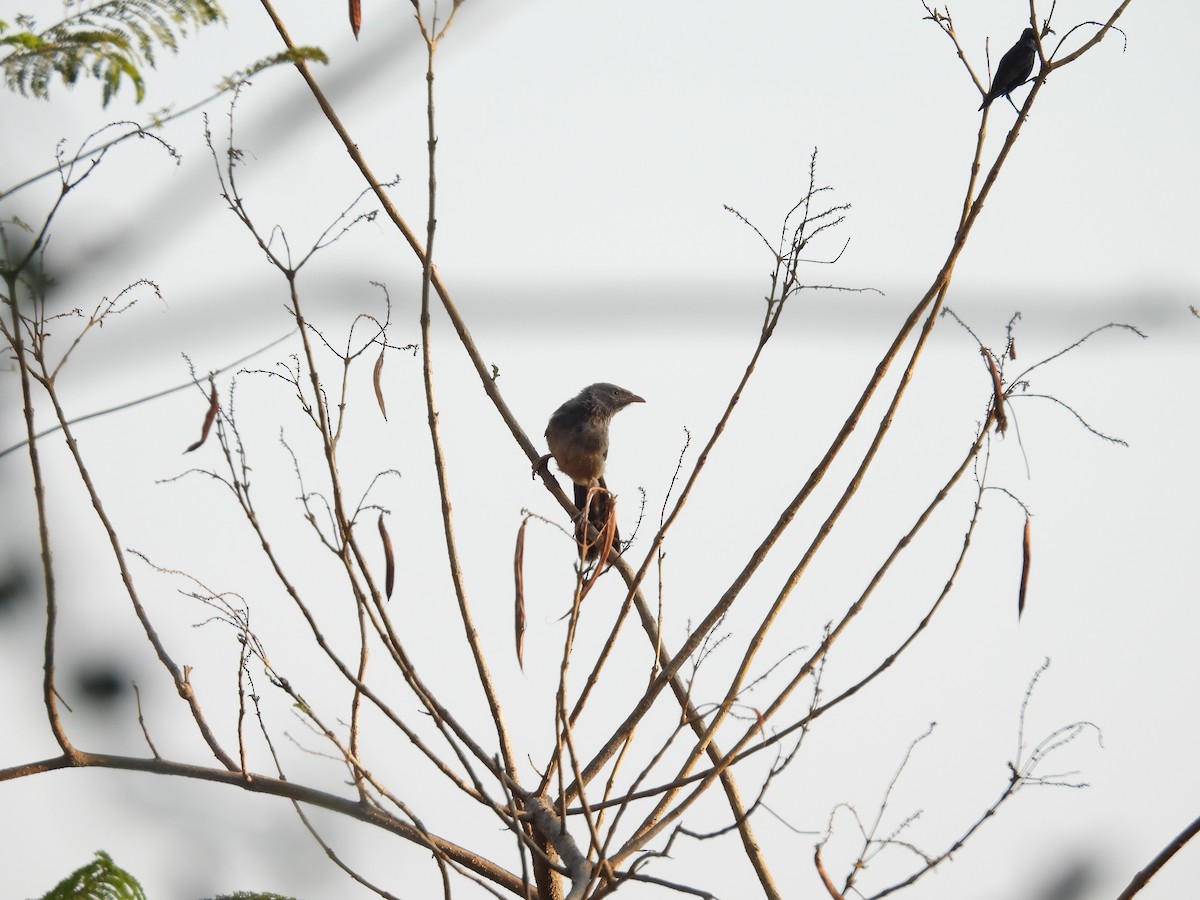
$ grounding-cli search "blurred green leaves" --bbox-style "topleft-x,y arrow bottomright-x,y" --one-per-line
1,1 -> 225,106
39,850 -> 145,900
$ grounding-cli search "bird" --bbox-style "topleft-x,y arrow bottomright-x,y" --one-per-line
543,383 -> 645,559
979,28 -> 1038,111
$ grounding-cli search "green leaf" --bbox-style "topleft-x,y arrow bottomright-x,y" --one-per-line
40,850 -> 146,900
1,0 -> 225,106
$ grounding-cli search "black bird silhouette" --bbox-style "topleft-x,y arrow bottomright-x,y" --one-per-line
979,28 -> 1038,111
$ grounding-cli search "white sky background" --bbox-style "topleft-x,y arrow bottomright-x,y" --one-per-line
1,1 -> 1197,899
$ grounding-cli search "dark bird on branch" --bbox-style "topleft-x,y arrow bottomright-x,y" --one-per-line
543,383 -> 644,559
979,28 -> 1038,111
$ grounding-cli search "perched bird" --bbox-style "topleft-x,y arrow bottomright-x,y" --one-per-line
544,383 -> 644,558
979,28 -> 1038,111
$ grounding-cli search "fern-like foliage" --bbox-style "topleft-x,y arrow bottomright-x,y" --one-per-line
219,46 -> 330,91
1,0 -> 225,107
39,850 -> 146,900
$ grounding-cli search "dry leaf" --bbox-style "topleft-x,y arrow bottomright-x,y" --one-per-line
185,383 -> 219,453
349,0 -> 361,38
378,512 -> 395,600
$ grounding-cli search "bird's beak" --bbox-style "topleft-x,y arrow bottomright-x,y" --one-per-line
630,393 -> 646,404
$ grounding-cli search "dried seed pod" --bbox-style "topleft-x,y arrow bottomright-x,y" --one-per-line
378,512 -> 395,600
1018,515 -> 1032,618
185,383 -> 219,453
514,517 -> 529,669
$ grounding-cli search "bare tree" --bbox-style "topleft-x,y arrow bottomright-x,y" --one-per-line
5,2 -> 1186,899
